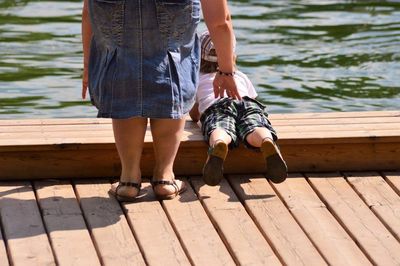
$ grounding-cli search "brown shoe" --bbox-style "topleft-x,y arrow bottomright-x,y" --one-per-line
151,179 -> 187,200
261,138 -> 288,183
109,181 -> 141,202
202,141 -> 228,186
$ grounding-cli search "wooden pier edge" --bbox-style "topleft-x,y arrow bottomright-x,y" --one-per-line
0,111 -> 399,180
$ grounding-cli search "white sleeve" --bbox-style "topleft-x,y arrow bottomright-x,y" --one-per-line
243,73 -> 258,98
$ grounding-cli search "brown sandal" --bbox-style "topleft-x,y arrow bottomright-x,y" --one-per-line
151,180 -> 187,200
109,181 -> 141,202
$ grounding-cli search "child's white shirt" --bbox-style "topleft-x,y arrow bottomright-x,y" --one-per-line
196,71 -> 258,114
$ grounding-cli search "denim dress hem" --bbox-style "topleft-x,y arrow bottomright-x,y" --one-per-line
88,0 -> 200,119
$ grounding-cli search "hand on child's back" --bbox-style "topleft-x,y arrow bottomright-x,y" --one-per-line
213,74 -> 241,100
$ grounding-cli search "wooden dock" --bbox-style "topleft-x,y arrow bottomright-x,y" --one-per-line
0,111 -> 399,265
0,111 -> 399,179
1,173 -> 400,265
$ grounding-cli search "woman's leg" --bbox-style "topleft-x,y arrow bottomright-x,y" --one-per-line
111,117 -> 147,196
150,118 -> 186,196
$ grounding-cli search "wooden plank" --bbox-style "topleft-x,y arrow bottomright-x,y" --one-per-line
191,178 -> 282,265
345,172 -> 400,242
74,180 -> 145,266
275,122 -> 400,133
272,175 -> 371,266
34,180 -> 100,266
383,172 -> 400,195
0,225 -> 9,266
122,182 -> 191,266
0,127 -> 201,140
271,116 -> 400,126
1,141 -> 399,180
0,110 -> 398,127
2,119 -> 400,134
1,128 -> 399,149
161,178 -> 235,266
307,173 -> 400,265
269,110 -> 400,120
0,182 -> 55,265
280,142 -> 400,172
227,174 -> 326,266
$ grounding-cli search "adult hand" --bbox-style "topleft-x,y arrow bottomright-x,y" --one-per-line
213,73 -> 242,100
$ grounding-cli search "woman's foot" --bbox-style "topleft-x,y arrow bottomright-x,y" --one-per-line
151,179 -> 186,200
202,141 -> 228,186
261,138 -> 288,183
109,180 -> 141,202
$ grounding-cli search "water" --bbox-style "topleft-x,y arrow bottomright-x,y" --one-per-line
0,0 -> 399,118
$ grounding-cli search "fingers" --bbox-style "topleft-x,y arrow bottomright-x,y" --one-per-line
213,82 -> 219,98
213,75 -> 242,100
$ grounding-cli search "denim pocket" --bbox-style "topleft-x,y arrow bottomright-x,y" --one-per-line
91,0 -> 125,46
155,0 -> 200,47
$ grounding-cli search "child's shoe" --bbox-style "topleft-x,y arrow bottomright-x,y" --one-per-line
261,138 -> 288,183
202,141 -> 228,186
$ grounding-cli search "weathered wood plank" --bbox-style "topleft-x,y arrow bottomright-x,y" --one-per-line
191,178 -> 282,265
0,182 -> 55,265
1,141 -> 399,180
0,110 -> 399,126
3,120 -> 400,134
1,129 -> 399,151
161,178 -> 235,266
383,172 -> 400,195
345,172 -> 400,242
307,173 -> 400,265
122,182 -> 191,266
269,110 -> 400,119
272,116 -> 400,126
34,180 -> 100,266
227,174 -> 326,266
0,225 -> 9,266
272,175 -> 371,266
74,180 -> 145,266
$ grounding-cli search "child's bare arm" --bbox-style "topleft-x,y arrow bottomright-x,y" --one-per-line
189,102 -> 200,122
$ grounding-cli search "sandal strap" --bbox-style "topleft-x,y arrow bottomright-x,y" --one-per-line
151,180 -> 174,186
116,182 -> 141,194
151,180 -> 179,195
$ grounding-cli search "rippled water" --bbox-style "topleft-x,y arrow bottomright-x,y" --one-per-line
0,0 -> 399,118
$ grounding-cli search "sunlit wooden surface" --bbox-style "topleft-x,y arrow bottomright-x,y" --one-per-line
0,173 -> 399,265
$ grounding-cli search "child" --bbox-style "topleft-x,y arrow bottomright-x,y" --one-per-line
189,31 -> 288,186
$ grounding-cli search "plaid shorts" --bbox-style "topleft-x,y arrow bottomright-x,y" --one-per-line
200,97 -> 278,149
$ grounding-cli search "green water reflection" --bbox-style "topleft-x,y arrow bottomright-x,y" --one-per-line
0,0 -> 399,118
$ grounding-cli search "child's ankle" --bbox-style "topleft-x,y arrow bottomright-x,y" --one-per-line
261,137 -> 274,144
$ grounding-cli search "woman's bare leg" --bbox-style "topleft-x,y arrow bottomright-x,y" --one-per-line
112,117 -> 147,196
150,118 -> 186,196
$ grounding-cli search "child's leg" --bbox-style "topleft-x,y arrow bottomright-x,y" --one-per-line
209,128 -> 232,146
238,99 -> 287,183
245,127 -> 273,148
201,101 -> 237,186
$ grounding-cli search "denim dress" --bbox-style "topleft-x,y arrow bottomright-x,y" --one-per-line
88,0 -> 201,118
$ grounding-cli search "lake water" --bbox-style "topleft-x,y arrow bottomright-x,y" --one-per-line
0,0 -> 399,118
